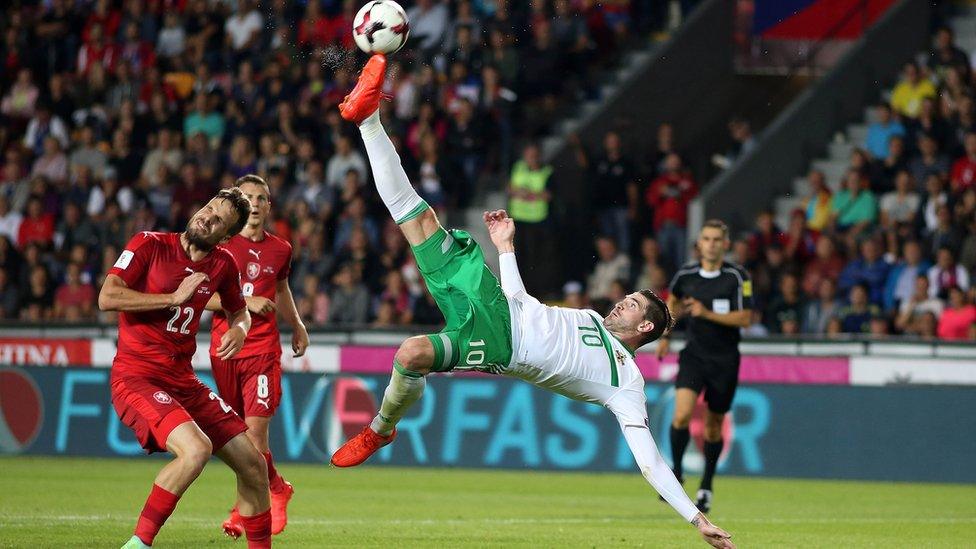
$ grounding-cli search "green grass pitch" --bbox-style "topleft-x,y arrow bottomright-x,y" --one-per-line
1,456 -> 974,548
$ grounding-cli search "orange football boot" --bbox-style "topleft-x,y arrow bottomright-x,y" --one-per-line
339,54 -> 388,125
330,426 -> 397,467
270,480 -> 294,535
222,506 -> 244,539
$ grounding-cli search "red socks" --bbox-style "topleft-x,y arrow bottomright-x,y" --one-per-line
134,484 -> 180,545
263,452 -> 286,493
241,508 -> 272,548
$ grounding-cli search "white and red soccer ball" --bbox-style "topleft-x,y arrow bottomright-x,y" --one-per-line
352,0 -> 410,55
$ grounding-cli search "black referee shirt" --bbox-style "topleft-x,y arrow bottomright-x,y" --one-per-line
669,261 -> 754,359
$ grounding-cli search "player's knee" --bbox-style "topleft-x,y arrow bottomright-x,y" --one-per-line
180,438 -> 213,473
394,336 -> 433,374
671,411 -> 692,428
244,428 -> 269,453
703,414 -> 723,440
238,449 -> 268,486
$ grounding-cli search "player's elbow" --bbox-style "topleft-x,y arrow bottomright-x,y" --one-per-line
97,289 -> 116,311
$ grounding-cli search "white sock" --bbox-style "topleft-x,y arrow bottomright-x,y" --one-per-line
369,364 -> 426,436
358,111 -> 425,223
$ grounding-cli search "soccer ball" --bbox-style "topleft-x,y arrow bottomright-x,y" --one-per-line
352,0 -> 410,55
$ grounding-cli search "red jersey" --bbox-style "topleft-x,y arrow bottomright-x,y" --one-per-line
109,232 -> 246,381
951,157 -> 976,191
210,232 -> 293,359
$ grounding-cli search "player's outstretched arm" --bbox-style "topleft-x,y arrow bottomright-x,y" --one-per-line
276,278 -> 309,357
98,273 -> 208,312
693,513 -> 736,549
484,209 -> 515,254
617,421 -> 735,548
484,209 -> 536,303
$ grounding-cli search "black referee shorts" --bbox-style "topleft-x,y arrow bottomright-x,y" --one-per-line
675,348 -> 741,414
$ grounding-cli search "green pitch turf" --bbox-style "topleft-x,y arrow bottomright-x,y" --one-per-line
0,456 -> 974,548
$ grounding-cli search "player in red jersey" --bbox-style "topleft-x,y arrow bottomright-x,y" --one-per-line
99,188 -> 273,549
207,175 -> 309,538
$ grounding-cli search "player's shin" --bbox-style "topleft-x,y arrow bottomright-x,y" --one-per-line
133,484 -> 181,546
370,361 -> 426,436
700,438 -> 723,491
240,509 -> 272,549
357,110 -> 426,224
262,451 -> 286,493
670,425 -> 691,480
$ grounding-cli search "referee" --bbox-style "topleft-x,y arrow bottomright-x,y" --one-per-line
656,219 -> 753,513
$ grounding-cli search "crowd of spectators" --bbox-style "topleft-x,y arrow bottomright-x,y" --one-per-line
575,25 -> 976,341
6,1 -> 969,342
0,0 -> 660,326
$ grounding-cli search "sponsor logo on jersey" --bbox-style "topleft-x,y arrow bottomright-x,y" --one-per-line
246,262 -> 261,280
184,267 -> 194,274
742,280 -> 753,297
263,266 -> 275,274
114,250 -> 135,269
248,249 -> 262,260
153,391 -> 172,404
257,398 -> 270,409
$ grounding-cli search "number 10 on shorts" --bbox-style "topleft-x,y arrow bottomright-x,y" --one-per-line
466,339 -> 485,366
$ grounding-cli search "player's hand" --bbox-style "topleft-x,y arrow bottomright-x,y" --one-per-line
246,296 -> 277,316
683,297 -> 707,318
483,209 -> 515,252
216,326 -> 247,359
655,338 -> 670,360
171,272 -> 210,305
694,513 -> 735,549
292,322 -> 309,358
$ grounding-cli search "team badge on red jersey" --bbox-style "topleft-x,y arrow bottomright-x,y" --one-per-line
246,262 -> 261,280
153,391 -> 172,404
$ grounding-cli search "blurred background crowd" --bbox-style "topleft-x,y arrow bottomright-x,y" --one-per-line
0,0 -> 974,341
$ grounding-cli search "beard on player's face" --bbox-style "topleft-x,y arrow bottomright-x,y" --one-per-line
185,212 -> 227,250
604,303 -> 637,333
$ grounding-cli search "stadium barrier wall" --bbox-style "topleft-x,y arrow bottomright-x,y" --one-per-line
692,0 -> 931,232
2,367 -> 974,483
3,336 -> 976,386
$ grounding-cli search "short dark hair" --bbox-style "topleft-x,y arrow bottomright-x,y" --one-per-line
235,173 -> 270,192
701,219 -> 729,238
638,289 -> 672,345
215,187 -> 250,236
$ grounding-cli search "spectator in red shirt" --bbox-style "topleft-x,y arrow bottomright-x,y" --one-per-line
950,132 -> 976,193
298,1 -> 332,49
54,262 -> 96,321
77,23 -> 117,76
646,152 -> 697,269
936,286 -> 976,340
117,22 -> 156,74
748,210 -> 788,263
801,235 -> 845,297
82,0 -> 122,45
783,209 -> 816,266
17,196 -> 55,249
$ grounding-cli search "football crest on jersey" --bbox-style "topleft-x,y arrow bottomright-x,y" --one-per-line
615,349 -> 627,366
246,262 -> 261,280
153,391 -> 172,404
